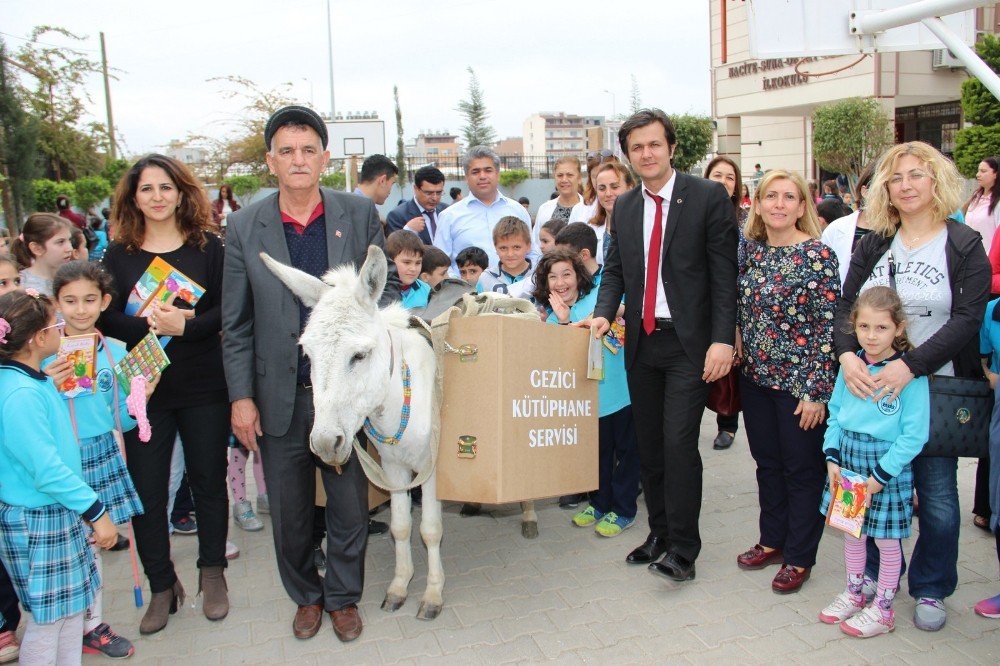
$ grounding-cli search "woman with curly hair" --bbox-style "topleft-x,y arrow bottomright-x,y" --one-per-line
100,154 -> 230,635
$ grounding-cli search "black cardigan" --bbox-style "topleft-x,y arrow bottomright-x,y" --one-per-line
833,221 -> 990,379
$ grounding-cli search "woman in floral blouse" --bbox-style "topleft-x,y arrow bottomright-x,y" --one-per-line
734,169 -> 841,594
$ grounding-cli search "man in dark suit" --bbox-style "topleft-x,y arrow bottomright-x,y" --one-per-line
222,105 -> 400,643
590,109 -> 737,583
385,165 -> 448,244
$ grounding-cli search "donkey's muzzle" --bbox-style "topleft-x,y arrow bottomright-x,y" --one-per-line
310,433 -> 352,467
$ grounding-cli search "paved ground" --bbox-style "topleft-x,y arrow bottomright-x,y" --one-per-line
71,413 -> 999,664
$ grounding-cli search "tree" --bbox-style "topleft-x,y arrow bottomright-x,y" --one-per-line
320,172 -> 345,190
629,74 -> 643,115
225,174 -> 262,207
457,67 -> 496,149
954,34 -> 1000,177
12,27 -> 107,181
31,178 -> 75,212
812,97 -> 894,194
393,85 -> 408,186
670,114 -> 714,173
0,38 -> 40,228
100,157 -> 129,189
72,175 -> 112,215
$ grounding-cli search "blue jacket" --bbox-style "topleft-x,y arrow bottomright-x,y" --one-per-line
823,351 -> 929,484
400,279 -> 431,310
386,199 -> 447,245
0,361 -> 104,520
42,337 -> 136,439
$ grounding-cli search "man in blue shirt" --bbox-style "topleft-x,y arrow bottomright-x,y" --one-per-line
433,146 -> 537,275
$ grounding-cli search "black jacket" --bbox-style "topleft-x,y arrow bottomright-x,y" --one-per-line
833,221 -> 990,379
594,172 -> 737,369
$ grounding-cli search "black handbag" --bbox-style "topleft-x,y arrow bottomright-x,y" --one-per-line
922,375 -> 992,457
884,251 -> 992,457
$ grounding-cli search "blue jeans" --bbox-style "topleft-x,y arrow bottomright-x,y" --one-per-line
866,455 -> 959,599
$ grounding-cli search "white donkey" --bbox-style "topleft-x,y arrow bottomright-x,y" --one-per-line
261,246 -> 444,621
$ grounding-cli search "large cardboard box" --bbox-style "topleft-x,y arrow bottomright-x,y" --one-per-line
315,443 -> 390,510
436,315 -> 598,503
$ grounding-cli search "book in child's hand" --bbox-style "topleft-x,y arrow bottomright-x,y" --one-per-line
826,468 -> 868,538
57,333 -> 98,398
113,331 -> 170,395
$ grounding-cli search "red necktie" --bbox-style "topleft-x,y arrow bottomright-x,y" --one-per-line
643,192 -> 664,335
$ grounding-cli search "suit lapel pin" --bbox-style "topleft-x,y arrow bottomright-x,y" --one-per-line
676,198 -> 683,204
335,230 -> 342,237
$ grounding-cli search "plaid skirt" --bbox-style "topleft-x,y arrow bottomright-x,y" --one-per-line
81,431 -> 143,525
820,429 -> 915,539
0,502 -> 100,624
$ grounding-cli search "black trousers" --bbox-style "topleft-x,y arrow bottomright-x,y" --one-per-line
591,405 -> 641,518
125,401 -> 230,592
740,377 -> 827,568
0,557 -> 19,633
258,386 -> 368,611
717,411 -> 739,434
627,326 -> 711,561
974,455 -> 992,519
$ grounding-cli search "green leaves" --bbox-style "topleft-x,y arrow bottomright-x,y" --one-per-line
670,114 -> 714,174
457,67 -> 497,149
812,98 -> 893,189
954,34 -> 1000,178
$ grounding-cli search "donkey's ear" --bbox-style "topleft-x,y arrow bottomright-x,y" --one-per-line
260,252 -> 328,307
356,245 -> 387,306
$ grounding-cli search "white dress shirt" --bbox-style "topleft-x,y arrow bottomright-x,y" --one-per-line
642,172 -> 677,320
433,191 -> 537,275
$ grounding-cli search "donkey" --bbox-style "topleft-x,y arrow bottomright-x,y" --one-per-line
261,246 -> 444,621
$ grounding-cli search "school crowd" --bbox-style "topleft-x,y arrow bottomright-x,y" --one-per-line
0,104 -> 999,665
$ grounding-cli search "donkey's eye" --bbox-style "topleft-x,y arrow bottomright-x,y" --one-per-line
351,351 -> 368,364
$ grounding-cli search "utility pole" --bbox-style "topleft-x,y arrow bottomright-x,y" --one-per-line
326,0 -> 336,120
100,32 -> 116,161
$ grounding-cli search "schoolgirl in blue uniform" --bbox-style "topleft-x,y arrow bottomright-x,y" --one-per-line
0,289 -> 118,665
46,261 -> 153,659
819,286 -> 929,638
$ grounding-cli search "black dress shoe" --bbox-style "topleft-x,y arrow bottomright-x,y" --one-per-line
649,552 -> 696,582
368,519 -> 389,535
713,431 -> 735,450
626,534 -> 668,565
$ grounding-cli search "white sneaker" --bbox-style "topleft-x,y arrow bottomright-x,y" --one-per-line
819,590 -> 865,624
913,597 -> 946,631
233,500 -> 263,531
841,605 -> 894,638
225,541 -> 240,560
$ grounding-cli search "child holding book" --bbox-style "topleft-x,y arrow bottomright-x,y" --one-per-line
385,230 -> 431,309
819,286 -> 929,637
0,290 -> 118,665
47,260 -> 156,658
10,213 -> 73,295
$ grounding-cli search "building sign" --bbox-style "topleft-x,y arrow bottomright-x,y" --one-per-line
727,57 -> 818,92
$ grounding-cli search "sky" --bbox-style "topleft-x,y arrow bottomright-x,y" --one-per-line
3,0 -> 713,156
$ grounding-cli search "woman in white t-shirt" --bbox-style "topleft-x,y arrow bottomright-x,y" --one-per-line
534,157 -> 583,246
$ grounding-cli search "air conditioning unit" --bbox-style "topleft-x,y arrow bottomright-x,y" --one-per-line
932,49 -> 964,70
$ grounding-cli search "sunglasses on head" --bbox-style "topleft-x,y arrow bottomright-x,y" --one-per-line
587,149 -> 614,161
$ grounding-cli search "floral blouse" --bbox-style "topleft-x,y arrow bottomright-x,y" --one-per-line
738,238 -> 841,403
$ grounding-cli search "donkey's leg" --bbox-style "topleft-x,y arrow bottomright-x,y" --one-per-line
520,500 -> 538,539
382,465 -> 414,612
415,471 -> 444,621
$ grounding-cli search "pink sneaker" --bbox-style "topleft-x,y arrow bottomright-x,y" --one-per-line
819,590 -> 865,624
0,630 -> 19,664
840,605 -> 894,638
974,592 -> 1000,619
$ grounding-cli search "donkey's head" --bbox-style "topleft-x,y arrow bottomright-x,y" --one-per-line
261,246 -> 393,466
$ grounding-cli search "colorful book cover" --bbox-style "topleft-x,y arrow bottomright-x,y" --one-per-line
125,257 -> 205,317
826,468 -> 868,538
57,334 -> 98,398
113,331 -> 170,395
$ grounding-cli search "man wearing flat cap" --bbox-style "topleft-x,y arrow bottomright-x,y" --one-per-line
222,105 -> 400,642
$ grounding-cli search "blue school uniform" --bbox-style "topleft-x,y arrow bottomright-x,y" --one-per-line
0,360 -> 103,624
477,261 -> 535,300
400,279 -> 431,310
819,351 -> 930,539
980,298 -> 1000,533
43,336 -> 143,525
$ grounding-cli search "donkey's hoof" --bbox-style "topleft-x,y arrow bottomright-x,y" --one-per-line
521,521 -> 539,539
416,602 -> 442,621
381,593 -> 406,612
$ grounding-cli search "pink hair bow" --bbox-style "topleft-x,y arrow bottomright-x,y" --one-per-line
0,317 -> 9,344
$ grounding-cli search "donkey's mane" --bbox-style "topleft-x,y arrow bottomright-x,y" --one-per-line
315,263 -> 415,332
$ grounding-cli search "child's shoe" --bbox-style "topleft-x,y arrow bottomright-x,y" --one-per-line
572,505 -> 604,528
225,541 -> 240,560
0,630 -> 19,664
82,623 -> 135,659
233,500 -> 263,531
256,493 -> 270,515
595,512 -> 635,537
974,593 -> 1000,619
840,605 -> 894,638
819,590 -> 865,624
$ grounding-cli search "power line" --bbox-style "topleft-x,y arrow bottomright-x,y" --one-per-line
0,30 -> 100,53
